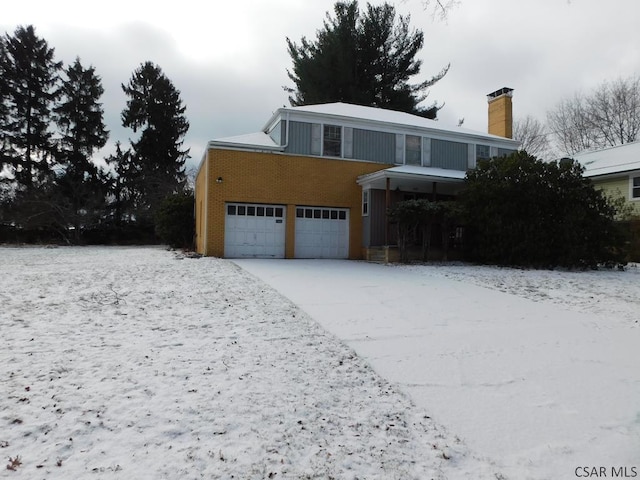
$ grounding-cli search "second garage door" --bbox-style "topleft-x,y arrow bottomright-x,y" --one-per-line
295,206 -> 349,259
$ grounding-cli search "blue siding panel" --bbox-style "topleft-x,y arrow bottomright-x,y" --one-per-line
353,129 -> 395,164
369,189 -> 387,246
431,139 -> 468,171
285,121 -> 312,155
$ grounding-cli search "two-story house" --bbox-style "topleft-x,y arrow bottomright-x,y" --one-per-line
195,88 -> 520,259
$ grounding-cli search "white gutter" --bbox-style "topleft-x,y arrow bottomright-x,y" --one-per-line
283,112 -> 290,149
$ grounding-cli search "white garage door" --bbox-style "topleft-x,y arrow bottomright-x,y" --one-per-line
295,206 -> 349,259
224,203 -> 286,258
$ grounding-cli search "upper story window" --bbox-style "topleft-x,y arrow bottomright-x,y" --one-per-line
323,125 -> 342,157
476,144 -> 491,161
497,148 -> 516,158
405,135 -> 422,165
632,177 -> 640,199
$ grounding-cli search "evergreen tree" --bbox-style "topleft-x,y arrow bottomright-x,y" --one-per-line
286,1 -> 449,118
53,58 -> 109,240
120,62 -> 189,224
0,39 -> 10,165
104,141 -> 135,227
154,192 -> 194,249
0,25 -> 61,188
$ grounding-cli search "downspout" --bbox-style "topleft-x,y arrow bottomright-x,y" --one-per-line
282,112 -> 290,258
282,112 -> 290,150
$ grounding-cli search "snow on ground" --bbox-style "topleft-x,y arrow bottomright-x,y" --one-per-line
236,259 -> 640,480
0,246 -> 499,479
406,262 -> 640,328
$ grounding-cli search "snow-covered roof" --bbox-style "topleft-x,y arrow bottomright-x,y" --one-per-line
266,102 -> 520,146
283,102 -> 454,130
208,132 -> 282,151
384,165 -> 466,180
206,102 -> 519,153
573,141 -> 640,177
357,165 -> 466,193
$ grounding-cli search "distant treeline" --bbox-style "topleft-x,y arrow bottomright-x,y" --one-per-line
0,25 -> 192,247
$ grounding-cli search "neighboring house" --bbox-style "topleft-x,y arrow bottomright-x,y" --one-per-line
573,141 -> 640,215
195,88 -> 520,259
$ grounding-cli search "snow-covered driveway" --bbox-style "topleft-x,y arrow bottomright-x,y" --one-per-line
235,259 -> 640,480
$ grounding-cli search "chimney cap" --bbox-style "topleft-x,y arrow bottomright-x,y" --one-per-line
487,87 -> 514,101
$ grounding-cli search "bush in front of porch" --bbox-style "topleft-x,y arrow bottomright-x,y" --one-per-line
388,199 -> 463,263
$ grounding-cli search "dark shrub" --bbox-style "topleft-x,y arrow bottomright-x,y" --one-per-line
154,192 -> 194,249
460,151 -> 625,268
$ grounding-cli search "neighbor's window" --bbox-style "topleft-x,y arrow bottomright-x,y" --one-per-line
633,177 -> 640,198
323,124 -> 342,157
405,135 -> 422,165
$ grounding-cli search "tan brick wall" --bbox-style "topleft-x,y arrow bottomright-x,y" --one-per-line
194,156 -> 208,254
488,95 -> 513,139
195,148 -> 390,258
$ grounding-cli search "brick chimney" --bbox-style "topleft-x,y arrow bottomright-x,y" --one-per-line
487,87 -> 513,138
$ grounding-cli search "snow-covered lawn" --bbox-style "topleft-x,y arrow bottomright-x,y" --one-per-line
411,262 -> 640,328
1,246 -> 499,479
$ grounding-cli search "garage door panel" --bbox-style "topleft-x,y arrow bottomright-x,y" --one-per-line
295,207 -> 349,259
225,203 -> 286,258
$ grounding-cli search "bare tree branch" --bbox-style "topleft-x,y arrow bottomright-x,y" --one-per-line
547,75 -> 640,156
513,115 -> 553,159
421,0 -> 460,21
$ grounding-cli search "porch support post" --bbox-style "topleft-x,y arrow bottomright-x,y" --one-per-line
385,177 -> 391,245
432,181 -> 438,201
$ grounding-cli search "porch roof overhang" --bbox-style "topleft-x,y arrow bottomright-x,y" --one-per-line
357,165 -> 466,193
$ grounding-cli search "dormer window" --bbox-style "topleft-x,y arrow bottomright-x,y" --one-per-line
323,125 -> 342,157
405,135 -> 422,165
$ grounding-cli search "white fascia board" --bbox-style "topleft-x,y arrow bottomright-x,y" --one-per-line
586,168 -> 640,180
583,161 -> 640,177
207,140 -> 284,153
357,167 -> 466,186
262,107 -> 288,132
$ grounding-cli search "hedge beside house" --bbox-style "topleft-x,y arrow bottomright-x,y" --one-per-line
459,151 -> 626,268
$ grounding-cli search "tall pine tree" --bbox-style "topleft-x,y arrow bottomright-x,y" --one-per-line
120,61 -> 189,225
0,39 -> 10,165
0,25 -> 61,188
286,1 -> 449,118
54,57 -> 109,239
104,141 -> 135,228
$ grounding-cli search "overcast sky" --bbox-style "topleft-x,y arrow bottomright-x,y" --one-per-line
2,0 -> 639,169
